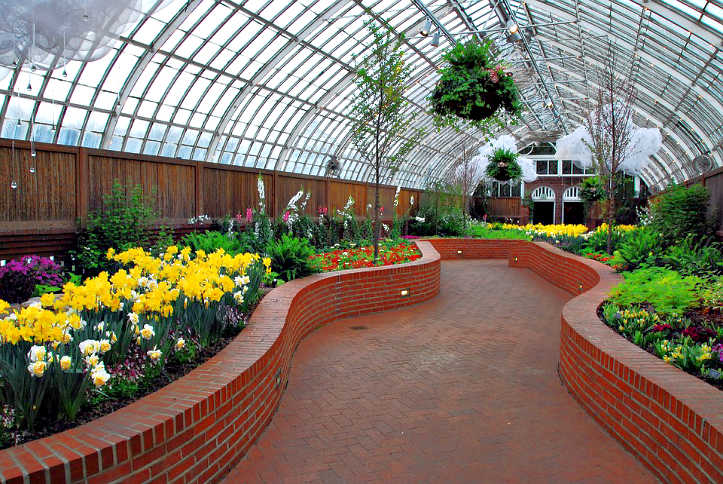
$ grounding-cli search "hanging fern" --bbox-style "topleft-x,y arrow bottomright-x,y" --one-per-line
430,40 -> 523,132
580,176 -> 607,202
485,148 -> 522,182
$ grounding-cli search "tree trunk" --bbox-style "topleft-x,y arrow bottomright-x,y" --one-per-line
607,176 -> 616,254
374,175 -> 381,263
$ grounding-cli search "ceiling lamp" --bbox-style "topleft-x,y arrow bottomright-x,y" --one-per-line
431,31 -> 440,47
420,19 -> 431,37
507,20 -> 519,35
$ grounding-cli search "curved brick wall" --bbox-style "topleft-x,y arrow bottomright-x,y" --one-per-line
426,238 -> 723,483
0,241 -> 440,484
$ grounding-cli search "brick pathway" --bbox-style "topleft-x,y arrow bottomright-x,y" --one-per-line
222,260 -> 656,483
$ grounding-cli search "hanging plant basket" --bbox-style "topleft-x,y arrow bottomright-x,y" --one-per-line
485,148 -> 522,182
430,40 -> 523,130
580,176 -> 607,202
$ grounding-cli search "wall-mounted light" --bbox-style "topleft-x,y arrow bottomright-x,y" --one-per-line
400,289 -> 410,297
514,256 -> 518,262
578,283 -> 584,292
419,19 -> 431,37
457,249 -> 463,255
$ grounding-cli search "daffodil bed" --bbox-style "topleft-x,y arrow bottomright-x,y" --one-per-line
310,241 -> 422,272
0,246 -> 273,449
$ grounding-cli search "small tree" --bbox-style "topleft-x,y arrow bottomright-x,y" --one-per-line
582,47 -> 637,253
351,20 -> 424,262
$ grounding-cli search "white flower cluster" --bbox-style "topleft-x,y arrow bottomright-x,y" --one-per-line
188,214 -> 211,225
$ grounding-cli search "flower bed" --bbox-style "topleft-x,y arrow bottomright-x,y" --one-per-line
311,241 -> 421,272
0,246 -> 271,449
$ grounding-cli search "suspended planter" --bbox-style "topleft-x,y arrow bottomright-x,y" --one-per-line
485,148 -> 522,182
430,39 -> 523,131
579,176 -> 607,202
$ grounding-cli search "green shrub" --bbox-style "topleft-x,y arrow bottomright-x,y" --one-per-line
661,235 -> 722,277
610,227 -> 661,271
266,234 -> 319,282
608,267 -> 704,316
73,181 -> 157,275
649,184 -> 714,246
583,226 -> 627,254
181,231 -> 249,255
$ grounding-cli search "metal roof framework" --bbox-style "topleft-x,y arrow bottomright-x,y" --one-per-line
0,0 -> 720,192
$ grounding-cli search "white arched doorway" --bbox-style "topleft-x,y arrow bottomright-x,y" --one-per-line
530,186 -> 556,225
562,186 -> 585,225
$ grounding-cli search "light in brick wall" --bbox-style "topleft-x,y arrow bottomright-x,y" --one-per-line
513,256 -> 518,262
457,250 -> 463,255
578,283 -> 583,292
400,289 -> 410,297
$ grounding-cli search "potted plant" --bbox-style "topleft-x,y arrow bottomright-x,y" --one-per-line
430,39 -> 522,131
485,148 -> 522,182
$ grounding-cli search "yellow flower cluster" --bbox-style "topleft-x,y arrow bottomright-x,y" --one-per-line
1,245 -> 265,383
595,223 -> 637,233
501,223 -> 590,238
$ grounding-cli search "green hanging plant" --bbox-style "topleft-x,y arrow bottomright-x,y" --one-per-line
580,176 -> 607,202
485,148 -> 522,182
430,39 -> 523,132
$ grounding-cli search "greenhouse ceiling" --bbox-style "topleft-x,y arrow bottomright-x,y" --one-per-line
0,0 -> 720,191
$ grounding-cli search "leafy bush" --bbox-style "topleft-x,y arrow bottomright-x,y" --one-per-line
73,181 -> 157,275
0,268 -> 35,303
608,267 -> 704,316
0,257 -> 65,304
661,235 -> 722,277
610,227 -> 661,271
649,184 -> 714,247
265,234 -> 319,282
583,226 -> 627,254
181,231 -> 249,255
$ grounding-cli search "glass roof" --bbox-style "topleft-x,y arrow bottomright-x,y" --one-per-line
0,0 -> 720,191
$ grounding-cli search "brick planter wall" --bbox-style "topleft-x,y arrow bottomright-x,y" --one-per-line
426,238 -> 723,484
0,242 -> 440,484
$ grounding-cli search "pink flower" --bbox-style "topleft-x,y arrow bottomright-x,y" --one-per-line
283,211 -> 290,222
489,70 -> 499,84
318,206 -> 328,216
246,208 -> 253,223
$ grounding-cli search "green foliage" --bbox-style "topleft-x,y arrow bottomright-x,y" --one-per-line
484,148 -> 522,182
430,39 -> 522,132
610,227 -> 661,271
662,235 -> 722,277
150,225 -> 175,257
32,284 -> 61,297
579,176 -> 607,202
181,231 -> 249,255
649,184 -> 714,247
466,222 -> 530,240
583,226 -> 627,254
265,234 -> 319,282
73,181 -> 157,276
608,267 -> 704,316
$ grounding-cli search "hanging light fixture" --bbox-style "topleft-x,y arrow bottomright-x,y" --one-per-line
419,19 -> 431,37
507,20 -> 519,35
431,30 -> 440,47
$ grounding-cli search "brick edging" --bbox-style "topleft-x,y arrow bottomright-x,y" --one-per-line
425,238 -> 722,484
0,242 -> 441,484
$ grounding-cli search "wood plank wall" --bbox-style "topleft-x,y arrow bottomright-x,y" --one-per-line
0,139 -> 422,260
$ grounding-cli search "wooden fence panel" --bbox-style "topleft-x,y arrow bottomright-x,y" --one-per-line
366,185 -> 395,218
487,198 -> 521,218
0,146 -> 76,230
277,175 -> 326,216
328,180 -> 367,216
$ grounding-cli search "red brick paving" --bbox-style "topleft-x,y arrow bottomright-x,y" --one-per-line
222,260 -> 656,483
